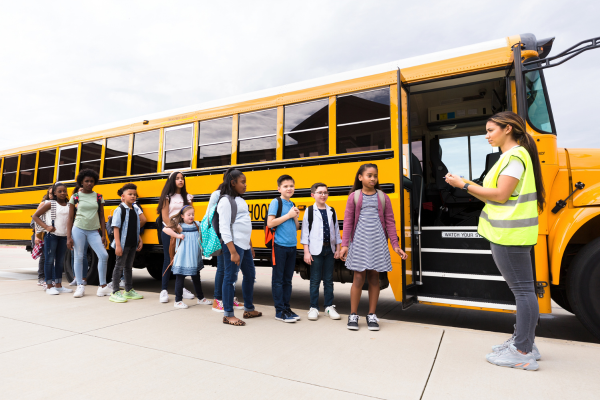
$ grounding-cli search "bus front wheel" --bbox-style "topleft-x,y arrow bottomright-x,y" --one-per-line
567,237 -> 600,340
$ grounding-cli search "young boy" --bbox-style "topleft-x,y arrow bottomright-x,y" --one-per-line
109,183 -> 144,303
267,175 -> 300,323
115,187 -> 147,289
301,182 -> 342,321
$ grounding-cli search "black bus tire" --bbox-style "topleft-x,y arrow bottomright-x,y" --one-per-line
550,285 -> 573,313
63,247 -> 114,286
146,255 -> 163,281
567,237 -> 600,340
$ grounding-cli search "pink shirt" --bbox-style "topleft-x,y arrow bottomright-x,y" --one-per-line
341,191 -> 399,248
168,193 -> 194,218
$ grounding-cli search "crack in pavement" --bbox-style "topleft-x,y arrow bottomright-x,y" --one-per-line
420,330 -> 444,400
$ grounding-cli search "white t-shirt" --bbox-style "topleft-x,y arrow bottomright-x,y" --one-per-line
168,193 -> 194,218
44,201 -> 70,237
498,145 -> 525,196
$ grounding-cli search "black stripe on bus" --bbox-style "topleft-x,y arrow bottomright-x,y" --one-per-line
0,150 -> 394,194
0,223 -> 32,229
0,239 -> 31,247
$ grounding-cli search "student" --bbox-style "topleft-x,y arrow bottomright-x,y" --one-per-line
203,168 -> 244,313
108,183 -> 144,303
32,182 -> 72,295
68,183 -> 89,287
67,169 -> 111,298
157,171 -> 196,303
340,164 -> 407,331
218,169 -> 261,326
33,187 -> 53,287
300,182 -> 342,321
445,111 -> 544,370
163,205 -> 212,308
267,174 -> 300,323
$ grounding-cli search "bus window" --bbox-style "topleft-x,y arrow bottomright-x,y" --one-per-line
18,152 -> 36,187
132,129 -> 159,175
439,136 -> 469,179
80,141 -> 103,175
284,99 -> 328,159
238,109 -> 277,164
525,70 -> 553,133
198,117 -> 232,168
1,156 -> 18,188
163,124 -> 193,171
336,87 -> 391,154
57,145 -> 78,181
37,149 -> 56,185
470,134 -> 499,180
103,135 -> 129,177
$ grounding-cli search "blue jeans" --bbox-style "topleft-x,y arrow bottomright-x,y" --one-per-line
214,253 -> 225,301
272,244 -> 296,313
72,227 -> 108,286
71,240 -> 89,280
222,244 -> 255,317
309,245 -> 335,310
161,230 -> 172,291
44,234 -> 67,285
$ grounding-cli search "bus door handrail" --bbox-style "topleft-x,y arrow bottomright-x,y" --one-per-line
412,173 -> 424,285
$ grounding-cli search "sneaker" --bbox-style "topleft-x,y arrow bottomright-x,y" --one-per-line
55,286 -> 73,293
46,287 -> 59,295
286,309 -> 301,321
119,280 -> 125,289
347,313 -> 359,330
325,305 -> 341,320
70,279 -> 77,286
197,298 -> 212,305
109,291 -> 128,303
37,279 -> 45,286
492,336 -> 541,361
275,311 -> 297,323
233,297 -> 244,310
96,284 -> 113,297
174,301 -> 188,309
182,288 -> 195,299
82,280 -> 87,286
73,285 -> 85,298
123,289 -> 143,300
212,299 -> 224,313
41,282 -> 48,290
308,308 -> 319,321
486,343 -> 539,370
367,314 -> 380,331
159,290 -> 169,303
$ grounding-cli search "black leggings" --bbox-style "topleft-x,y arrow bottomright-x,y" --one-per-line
174,273 -> 204,302
161,230 -> 171,291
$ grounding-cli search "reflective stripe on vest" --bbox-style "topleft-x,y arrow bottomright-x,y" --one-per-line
477,146 -> 538,246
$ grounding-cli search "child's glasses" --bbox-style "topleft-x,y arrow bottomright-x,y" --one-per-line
315,191 -> 328,196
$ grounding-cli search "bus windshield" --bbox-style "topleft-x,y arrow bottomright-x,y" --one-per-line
525,70 -> 553,133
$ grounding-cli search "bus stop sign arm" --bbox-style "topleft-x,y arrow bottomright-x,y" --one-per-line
523,36 -> 600,72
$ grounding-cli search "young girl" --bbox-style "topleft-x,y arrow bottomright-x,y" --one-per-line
33,187 -> 53,287
67,169 -> 110,298
32,183 -> 73,295
340,163 -> 407,331
68,183 -> 89,287
162,206 -> 211,309
157,171 -> 195,303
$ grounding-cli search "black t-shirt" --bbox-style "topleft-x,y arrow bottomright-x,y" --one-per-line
319,208 -> 331,243
124,207 -> 138,248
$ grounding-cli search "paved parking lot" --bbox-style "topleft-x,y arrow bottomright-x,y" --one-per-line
1,246 -> 599,399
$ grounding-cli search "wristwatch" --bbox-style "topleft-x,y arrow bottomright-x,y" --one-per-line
463,183 -> 470,191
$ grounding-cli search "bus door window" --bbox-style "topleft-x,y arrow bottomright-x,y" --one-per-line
237,108 -> 277,164
525,70 -> 554,133
18,152 -> 36,187
103,135 -> 130,177
79,141 -> 103,175
439,136 -> 470,179
283,99 -> 329,159
57,145 -> 78,181
470,134 -> 499,181
36,149 -> 56,185
336,87 -> 391,154
132,130 -> 160,174
198,117 -> 232,168
1,156 -> 18,188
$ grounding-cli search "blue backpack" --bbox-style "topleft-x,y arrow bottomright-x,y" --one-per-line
200,195 -> 237,257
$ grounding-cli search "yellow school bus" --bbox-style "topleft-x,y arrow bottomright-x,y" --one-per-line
1,33 -> 599,338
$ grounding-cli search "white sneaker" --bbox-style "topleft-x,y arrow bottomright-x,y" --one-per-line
96,284 -> 113,297
174,301 -> 188,309
182,288 -> 195,299
119,280 -> 125,289
197,298 -> 212,305
159,290 -> 169,303
69,279 -> 77,286
325,305 -> 341,320
73,285 -> 85,298
82,280 -> 87,286
486,343 -> 539,370
308,308 -> 319,321
55,286 -> 73,293
46,287 -> 59,295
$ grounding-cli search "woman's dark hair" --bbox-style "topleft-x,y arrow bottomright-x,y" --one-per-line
350,163 -> 380,194
156,171 -> 190,214
76,169 -> 99,187
50,182 -> 67,199
220,169 -> 244,197
487,111 -> 546,212
217,168 -> 236,191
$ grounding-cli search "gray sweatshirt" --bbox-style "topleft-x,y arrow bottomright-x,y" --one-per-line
217,195 -> 252,250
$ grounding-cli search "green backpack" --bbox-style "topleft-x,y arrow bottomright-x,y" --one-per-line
200,204 -> 222,257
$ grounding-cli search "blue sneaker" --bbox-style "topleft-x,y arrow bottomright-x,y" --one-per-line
275,311 -> 296,323
286,308 -> 301,321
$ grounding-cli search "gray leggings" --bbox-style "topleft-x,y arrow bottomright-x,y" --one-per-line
490,243 -> 538,353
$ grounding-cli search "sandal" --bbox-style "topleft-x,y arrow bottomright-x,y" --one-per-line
223,316 -> 246,326
243,310 -> 263,319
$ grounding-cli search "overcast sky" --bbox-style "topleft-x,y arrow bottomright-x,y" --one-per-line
1,1 -> 598,152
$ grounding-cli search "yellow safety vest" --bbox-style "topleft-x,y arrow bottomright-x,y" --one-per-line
478,146 -> 538,246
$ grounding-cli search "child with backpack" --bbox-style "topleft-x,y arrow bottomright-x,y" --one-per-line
108,183 -> 144,303
300,182 -> 342,321
340,163 -> 407,331
32,182 -> 72,295
162,205 -> 211,309
266,174 -> 300,323
217,169 -> 261,326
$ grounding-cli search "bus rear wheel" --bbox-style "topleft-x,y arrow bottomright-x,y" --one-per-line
146,254 -> 164,281
567,237 -> 600,340
63,247 -> 115,286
